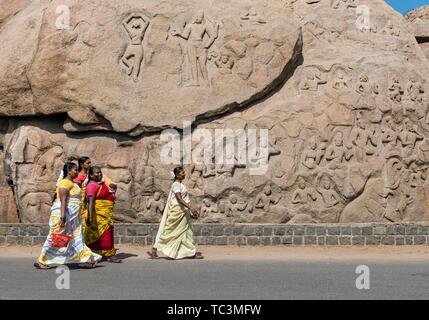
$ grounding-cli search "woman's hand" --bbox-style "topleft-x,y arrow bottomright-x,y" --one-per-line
60,216 -> 66,228
190,207 -> 200,219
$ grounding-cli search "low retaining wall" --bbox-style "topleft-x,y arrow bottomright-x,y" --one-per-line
1,223 -> 429,246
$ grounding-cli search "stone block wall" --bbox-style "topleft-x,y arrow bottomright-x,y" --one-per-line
1,223 -> 428,246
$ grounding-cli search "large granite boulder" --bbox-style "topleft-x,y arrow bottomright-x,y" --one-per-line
0,0 -> 302,134
1,0 -> 429,224
406,5 -> 429,61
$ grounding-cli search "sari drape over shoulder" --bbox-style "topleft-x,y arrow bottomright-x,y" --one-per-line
38,179 -> 102,266
83,181 -> 117,257
154,181 -> 196,259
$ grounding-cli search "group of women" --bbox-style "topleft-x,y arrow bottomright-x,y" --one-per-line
34,157 -> 203,270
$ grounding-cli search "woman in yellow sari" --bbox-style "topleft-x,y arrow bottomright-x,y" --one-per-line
148,167 -> 203,259
35,162 -> 102,269
83,166 -> 122,263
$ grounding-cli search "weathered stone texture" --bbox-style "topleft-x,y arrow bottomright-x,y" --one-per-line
0,1 -> 429,225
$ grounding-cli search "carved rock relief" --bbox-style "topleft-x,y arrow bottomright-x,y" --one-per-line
1,1 -> 429,224
0,1 -> 302,134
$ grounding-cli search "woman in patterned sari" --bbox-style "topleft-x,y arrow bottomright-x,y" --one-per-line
83,166 -> 121,263
34,162 -> 102,269
147,167 -> 203,260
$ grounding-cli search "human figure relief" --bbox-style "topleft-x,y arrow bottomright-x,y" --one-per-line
349,115 -> 377,162
34,146 -> 64,180
224,195 -> 248,217
399,118 -> 423,163
355,73 -> 371,95
203,162 -> 216,178
382,158 -> 415,222
171,10 -> 219,87
200,198 -> 218,217
254,185 -> 281,212
240,8 -> 267,25
214,53 -> 234,74
331,68 -> 349,91
381,116 -> 400,159
121,13 -> 150,81
325,132 -> 353,169
316,174 -> 340,208
387,76 -> 403,103
189,162 -> 205,190
403,78 -> 425,117
302,136 -> 326,170
215,151 -> 237,177
406,79 -> 424,103
292,177 -> 317,204
299,69 -> 327,91
146,192 -> 165,215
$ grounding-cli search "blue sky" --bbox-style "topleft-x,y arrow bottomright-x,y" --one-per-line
385,0 -> 429,14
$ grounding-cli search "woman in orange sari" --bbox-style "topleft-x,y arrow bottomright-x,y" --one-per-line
83,166 -> 122,263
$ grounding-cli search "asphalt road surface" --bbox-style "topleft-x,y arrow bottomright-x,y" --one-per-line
1,255 -> 429,300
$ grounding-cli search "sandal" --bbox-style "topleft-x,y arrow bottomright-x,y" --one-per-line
191,254 -> 204,259
147,249 -> 159,259
33,262 -> 56,270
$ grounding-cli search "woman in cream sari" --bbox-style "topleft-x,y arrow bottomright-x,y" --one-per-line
148,167 -> 203,259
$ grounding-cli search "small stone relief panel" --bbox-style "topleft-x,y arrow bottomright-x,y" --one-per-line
380,20 -> 401,37
136,191 -> 165,222
298,66 -> 328,92
171,10 -> 219,87
20,192 -> 53,223
292,176 -> 317,205
331,0 -> 358,10
121,13 -> 150,81
240,8 -> 267,25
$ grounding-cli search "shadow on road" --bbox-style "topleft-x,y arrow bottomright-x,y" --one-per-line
115,252 -> 139,260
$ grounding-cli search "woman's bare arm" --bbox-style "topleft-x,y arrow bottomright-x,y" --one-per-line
59,187 -> 69,227
88,196 -> 95,225
175,192 -> 199,217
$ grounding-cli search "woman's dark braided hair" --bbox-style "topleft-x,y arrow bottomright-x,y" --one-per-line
63,162 -> 77,178
173,166 -> 184,179
52,162 -> 77,203
87,165 -> 101,182
78,156 -> 90,172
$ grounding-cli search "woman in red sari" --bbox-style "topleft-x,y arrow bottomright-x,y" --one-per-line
83,166 -> 122,263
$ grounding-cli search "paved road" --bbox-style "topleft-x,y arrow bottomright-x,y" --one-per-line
0,257 -> 428,300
